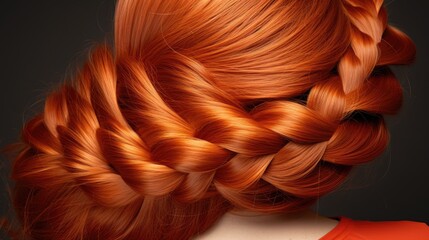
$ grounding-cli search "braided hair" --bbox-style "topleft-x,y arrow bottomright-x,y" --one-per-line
9,0 -> 415,239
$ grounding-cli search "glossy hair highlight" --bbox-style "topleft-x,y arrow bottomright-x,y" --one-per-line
5,0 -> 416,239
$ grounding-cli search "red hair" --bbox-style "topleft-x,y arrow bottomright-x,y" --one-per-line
5,0 -> 415,239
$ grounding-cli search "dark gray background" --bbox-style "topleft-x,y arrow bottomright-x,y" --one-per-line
1,0 -> 428,236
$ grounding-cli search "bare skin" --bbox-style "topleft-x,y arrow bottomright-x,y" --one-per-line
192,209 -> 339,240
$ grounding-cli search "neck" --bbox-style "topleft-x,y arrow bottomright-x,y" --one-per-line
193,208 -> 339,239
224,208 -> 327,223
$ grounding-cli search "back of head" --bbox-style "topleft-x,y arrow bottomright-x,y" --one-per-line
7,0 -> 415,239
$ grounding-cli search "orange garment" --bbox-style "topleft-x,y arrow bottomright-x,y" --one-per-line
320,216 -> 429,240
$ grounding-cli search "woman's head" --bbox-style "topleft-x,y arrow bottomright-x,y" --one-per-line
7,0 -> 415,239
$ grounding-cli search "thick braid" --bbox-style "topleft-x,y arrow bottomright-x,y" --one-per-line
17,44 -> 344,210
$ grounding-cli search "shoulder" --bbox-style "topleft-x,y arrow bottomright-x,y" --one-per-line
321,216 -> 429,240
